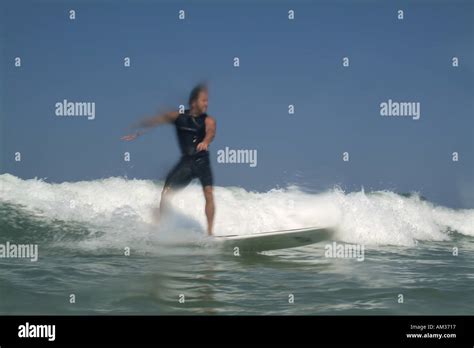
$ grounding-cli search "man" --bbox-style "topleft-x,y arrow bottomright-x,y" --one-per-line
121,84 -> 216,235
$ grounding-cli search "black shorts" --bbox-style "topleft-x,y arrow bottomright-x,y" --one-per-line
164,153 -> 213,189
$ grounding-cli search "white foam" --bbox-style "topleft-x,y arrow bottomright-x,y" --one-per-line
1,174 -> 472,248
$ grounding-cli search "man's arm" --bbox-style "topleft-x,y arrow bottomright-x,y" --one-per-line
133,110 -> 179,130
121,110 -> 179,141
196,116 -> 216,151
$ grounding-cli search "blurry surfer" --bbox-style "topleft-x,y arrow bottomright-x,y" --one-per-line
121,83 -> 216,235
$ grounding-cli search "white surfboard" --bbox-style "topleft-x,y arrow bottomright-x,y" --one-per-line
212,226 -> 333,252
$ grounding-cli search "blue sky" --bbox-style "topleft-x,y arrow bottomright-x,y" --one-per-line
1,0 -> 473,208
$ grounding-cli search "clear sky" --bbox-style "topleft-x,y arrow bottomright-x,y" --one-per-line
1,0 -> 473,208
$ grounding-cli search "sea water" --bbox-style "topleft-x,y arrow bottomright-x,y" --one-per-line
0,174 -> 473,315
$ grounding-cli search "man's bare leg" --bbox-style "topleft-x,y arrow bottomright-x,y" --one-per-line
157,185 -> 173,223
203,185 -> 215,236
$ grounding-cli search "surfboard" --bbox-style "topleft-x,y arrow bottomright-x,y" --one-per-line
212,226 -> 333,252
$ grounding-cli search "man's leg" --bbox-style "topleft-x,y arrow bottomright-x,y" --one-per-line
159,185 -> 174,218
158,157 -> 192,223
194,154 -> 214,235
203,185 -> 215,236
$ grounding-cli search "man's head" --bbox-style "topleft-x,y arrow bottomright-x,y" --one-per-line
188,83 -> 208,114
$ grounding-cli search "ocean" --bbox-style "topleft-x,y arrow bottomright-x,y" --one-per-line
1,173 -> 473,315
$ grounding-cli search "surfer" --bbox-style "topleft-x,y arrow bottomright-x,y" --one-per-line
121,83 -> 216,235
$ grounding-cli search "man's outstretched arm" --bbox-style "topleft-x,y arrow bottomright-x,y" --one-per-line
121,110 -> 179,141
133,110 -> 179,129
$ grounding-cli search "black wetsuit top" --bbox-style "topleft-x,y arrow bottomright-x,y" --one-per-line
174,109 -> 208,157
165,109 -> 213,188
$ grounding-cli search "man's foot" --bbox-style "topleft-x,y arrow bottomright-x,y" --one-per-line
152,207 -> 161,225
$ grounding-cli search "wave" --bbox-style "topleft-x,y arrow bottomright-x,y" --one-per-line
0,173 -> 473,248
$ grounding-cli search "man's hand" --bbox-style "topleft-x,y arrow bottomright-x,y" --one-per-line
120,133 -> 139,141
122,110 -> 179,142
196,141 -> 209,152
